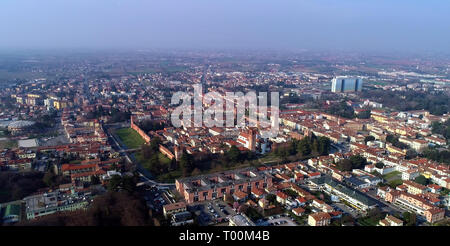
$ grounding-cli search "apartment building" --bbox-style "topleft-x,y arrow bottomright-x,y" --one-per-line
308,212 -> 331,226
163,202 -> 187,218
175,167 -> 273,204
403,180 -> 427,195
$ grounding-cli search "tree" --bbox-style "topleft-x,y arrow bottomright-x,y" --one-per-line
405,149 -> 418,160
403,212 -> 416,226
179,151 -> 195,177
336,159 -> 353,171
367,207 -> 384,221
265,194 -> 276,204
149,138 -> 162,152
298,138 -> 311,156
349,155 -> 367,169
414,175 -> 429,186
375,162 -> 384,169
317,136 -> 331,155
357,110 -> 371,119
326,101 -> 355,119
43,171 -> 56,187
336,155 -> 367,171
107,175 -> 122,191
141,143 -> 152,159
17,191 -> 153,226
364,135 -> 375,143
191,168 -> 201,176
226,145 -> 241,163
91,175 -> 100,185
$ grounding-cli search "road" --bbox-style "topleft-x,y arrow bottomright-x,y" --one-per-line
364,189 -> 406,214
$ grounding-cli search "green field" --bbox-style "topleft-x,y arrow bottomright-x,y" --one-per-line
136,152 -> 172,169
0,139 -> 18,149
358,216 -> 380,226
388,179 -> 403,188
383,171 -> 401,181
135,152 -> 178,182
115,128 -> 145,149
382,171 -> 403,188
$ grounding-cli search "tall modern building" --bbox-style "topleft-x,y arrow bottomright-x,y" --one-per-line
331,76 -> 363,93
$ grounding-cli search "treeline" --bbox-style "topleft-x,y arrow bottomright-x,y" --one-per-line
386,134 -> 409,149
0,172 -> 46,203
431,120 -> 450,144
16,191 -> 153,226
179,145 -> 258,177
362,89 -> 450,116
138,119 -> 166,132
356,109 -> 371,119
34,111 -> 57,129
422,148 -> 450,165
140,135 -> 331,180
273,135 -> 331,161
86,106 -> 131,123
335,155 -> 368,171
325,101 -> 355,119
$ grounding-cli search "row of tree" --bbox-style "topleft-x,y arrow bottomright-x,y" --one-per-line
362,89 -> 450,116
273,135 -> 331,160
335,155 -> 368,171
431,120 -> 450,143
138,119 -> 166,132
17,191 -> 153,226
386,134 -> 409,150
86,106 -> 131,123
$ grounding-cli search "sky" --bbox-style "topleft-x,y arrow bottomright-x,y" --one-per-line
0,0 -> 449,53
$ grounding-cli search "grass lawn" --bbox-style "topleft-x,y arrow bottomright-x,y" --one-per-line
287,211 -> 307,225
156,170 -> 183,183
69,159 -> 82,164
388,179 -> 403,188
115,128 -> 145,149
0,139 -> 18,149
382,171 -> 403,188
136,152 -> 172,168
358,216 -> 379,226
136,152 -> 178,182
257,153 -> 282,165
383,171 -> 401,181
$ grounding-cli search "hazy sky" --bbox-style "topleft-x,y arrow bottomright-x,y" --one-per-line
1,0 -> 449,53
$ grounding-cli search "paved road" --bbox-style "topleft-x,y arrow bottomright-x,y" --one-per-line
266,216 -> 297,226
364,190 -> 406,214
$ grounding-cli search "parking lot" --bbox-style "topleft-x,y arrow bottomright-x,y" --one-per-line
333,202 -> 360,218
141,185 -> 172,213
190,199 -> 237,225
266,215 -> 297,226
